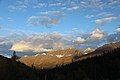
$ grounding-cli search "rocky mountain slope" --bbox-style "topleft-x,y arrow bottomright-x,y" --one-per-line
77,41 -> 120,61
93,41 -> 120,54
83,48 -> 95,54
18,48 -> 83,69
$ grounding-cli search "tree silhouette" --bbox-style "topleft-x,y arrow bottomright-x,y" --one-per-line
11,51 -> 17,61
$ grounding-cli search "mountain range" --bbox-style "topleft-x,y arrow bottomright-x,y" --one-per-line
18,48 -> 83,69
18,41 -> 120,69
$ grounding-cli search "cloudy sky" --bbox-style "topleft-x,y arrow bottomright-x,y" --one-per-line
0,0 -> 120,55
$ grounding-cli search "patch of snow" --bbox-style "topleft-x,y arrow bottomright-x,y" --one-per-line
84,48 -> 91,52
112,41 -> 116,43
23,55 -> 28,57
84,53 -> 88,55
56,55 -> 64,58
42,53 -> 46,55
35,54 -> 40,56
84,48 -> 94,52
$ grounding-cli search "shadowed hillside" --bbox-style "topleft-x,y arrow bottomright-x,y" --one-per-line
43,47 -> 120,80
0,55 -> 44,80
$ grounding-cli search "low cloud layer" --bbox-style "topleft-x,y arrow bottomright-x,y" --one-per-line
9,27 -> 119,52
106,27 -> 120,43
0,40 -> 12,54
11,32 -> 71,52
116,27 -> 120,33
0,27 -> 120,54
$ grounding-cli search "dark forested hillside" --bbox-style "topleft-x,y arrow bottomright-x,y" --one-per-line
0,55 -> 44,80
43,47 -> 120,80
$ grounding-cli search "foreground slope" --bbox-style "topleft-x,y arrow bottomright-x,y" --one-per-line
0,55 -> 42,80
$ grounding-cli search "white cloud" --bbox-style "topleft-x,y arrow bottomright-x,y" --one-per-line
39,11 -> 49,15
67,6 -> 79,11
7,0 -> 120,12
90,27 -> 105,39
85,12 -> 113,19
91,33 -> 104,39
28,16 -> 59,27
10,42 -> 31,52
71,27 -> 107,50
7,0 -> 33,11
95,17 -> 117,24
0,40 -> 12,54
49,2 -> 65,7
97,12 -> 113,17
89,28 -> 106,39
79,0 -> 104,9
8,4 -> 27,11
65,34 -> 74,40
10,32 -> 72,52
0,27 -> 119,53
106,32 -> 120,43
116,27 -> 120,33
72,27 -> 108,50
37,11 -> 65,27
108,0 -> 120,8
33,1 -> 65,8
39,11 -> 65,16
32,3 -> 47,8
0,32 -> 27,41
74,37 -> 86,43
